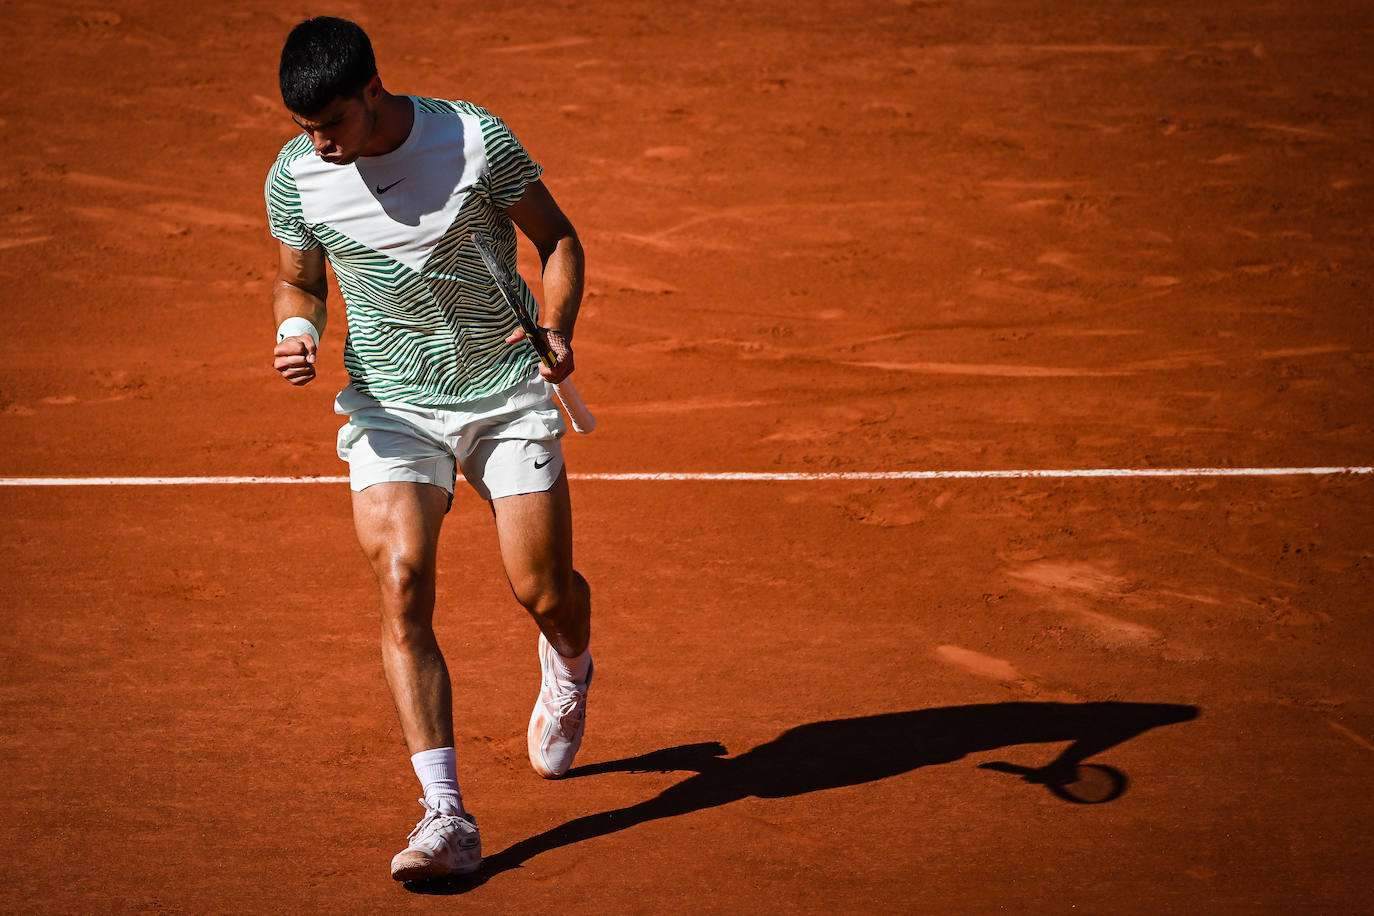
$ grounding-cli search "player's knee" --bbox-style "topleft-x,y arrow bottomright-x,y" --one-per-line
382,610 -> 435,649
515,571 -> 582,624
518,583 -> 563,622
376,561 -> 435,619
378,561 -> 426,597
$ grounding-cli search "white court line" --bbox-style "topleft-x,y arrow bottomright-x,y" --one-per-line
0,467 -> 1369,486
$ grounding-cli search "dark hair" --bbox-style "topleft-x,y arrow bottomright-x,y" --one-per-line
279,17 -> 377,115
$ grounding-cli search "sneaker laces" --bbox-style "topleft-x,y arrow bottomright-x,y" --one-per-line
407,799 -> 442,845
406,799 -> 467,846
549,682 -> 588,737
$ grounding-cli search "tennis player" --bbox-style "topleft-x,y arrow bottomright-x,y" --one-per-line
265,17 -> 593,882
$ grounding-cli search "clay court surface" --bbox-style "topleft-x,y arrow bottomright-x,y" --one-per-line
2,0 -> 1372,911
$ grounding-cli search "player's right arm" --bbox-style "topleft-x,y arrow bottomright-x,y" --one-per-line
271,242 -> 328,386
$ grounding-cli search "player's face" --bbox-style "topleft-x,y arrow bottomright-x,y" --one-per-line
292,91 -> 378,165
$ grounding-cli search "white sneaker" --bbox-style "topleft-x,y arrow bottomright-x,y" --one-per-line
527,633 -> 592,778
389,800 -> 481,882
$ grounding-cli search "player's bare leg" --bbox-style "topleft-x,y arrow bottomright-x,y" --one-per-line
491,469 -> 590,656
353,480 -> 481,880
491,469 -> 593,777
352,481 -> 454,753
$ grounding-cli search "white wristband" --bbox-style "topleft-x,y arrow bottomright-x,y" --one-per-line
276,317 -> 321,346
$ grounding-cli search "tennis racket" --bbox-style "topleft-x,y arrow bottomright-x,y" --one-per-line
470,229 -> 597,434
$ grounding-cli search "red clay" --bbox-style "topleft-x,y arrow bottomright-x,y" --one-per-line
2,0 -> 1371,912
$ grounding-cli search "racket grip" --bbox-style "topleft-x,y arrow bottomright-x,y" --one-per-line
553,378 -> 597,434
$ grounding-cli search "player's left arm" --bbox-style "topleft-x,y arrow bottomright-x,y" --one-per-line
505,180 -> 584,384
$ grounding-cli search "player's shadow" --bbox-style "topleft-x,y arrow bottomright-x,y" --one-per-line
408,700 -> 1198,894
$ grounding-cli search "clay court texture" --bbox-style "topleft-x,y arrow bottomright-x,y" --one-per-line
2,0 -> 1372,912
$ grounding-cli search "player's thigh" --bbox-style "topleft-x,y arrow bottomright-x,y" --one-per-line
351,481 -> 450,579
489,469 -> 574,599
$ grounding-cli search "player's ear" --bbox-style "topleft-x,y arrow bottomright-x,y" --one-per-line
363,74 -> 383,102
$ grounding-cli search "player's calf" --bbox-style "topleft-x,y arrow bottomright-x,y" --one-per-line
514,569 -> 590,656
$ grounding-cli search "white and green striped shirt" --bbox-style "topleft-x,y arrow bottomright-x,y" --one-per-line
265,97 -> 544,405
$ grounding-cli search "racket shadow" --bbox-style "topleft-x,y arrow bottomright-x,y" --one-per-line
407,700 -> 1197,894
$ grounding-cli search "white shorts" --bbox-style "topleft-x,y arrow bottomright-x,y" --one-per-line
334,370 -> 567,503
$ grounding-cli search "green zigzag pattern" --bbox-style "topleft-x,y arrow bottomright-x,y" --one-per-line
265,98 -> 545,405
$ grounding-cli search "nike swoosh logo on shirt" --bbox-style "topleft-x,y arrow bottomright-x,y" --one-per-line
534,456 -> 553,470
376,178 -> 406,194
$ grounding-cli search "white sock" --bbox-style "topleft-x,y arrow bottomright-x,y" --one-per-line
411,747 -> 464,816
552,644 -> 592,685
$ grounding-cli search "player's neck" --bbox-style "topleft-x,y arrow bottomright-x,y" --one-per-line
362,92 -> 415,157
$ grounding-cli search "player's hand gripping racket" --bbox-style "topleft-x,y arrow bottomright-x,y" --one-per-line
470,229 -> 597,434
